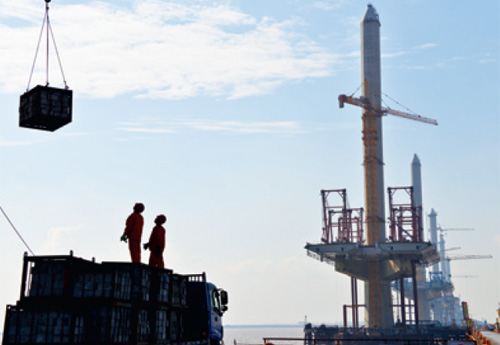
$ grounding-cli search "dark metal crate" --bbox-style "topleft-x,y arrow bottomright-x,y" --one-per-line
2,305 -> 81,344
19,85 -> 72,132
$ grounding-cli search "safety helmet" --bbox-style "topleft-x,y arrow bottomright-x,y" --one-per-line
155,214 -> 167,225
133,203 -> 145,213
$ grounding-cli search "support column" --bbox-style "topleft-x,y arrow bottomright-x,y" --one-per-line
400,278 -> 406,325
412,261 -> 419,328
351,277 -> 359,328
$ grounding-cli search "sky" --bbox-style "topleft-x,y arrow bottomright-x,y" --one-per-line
0,0 -> 499,329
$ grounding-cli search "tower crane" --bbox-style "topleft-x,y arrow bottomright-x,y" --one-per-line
439,227 -> 474,232
442,254 -> 492,283
444,247 -> 461,252
438,254 -> 492,283
435,227 -> 475,282
446,254 -> 493,261
338,94 -> 438,126
337,91 -> 438,244
437,227 -> 474,241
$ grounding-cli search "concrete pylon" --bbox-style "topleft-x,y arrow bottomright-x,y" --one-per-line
412,154 -> 423,232
429,209 -> 439,274
412,154 -> 430,320
361,4 -> 393,329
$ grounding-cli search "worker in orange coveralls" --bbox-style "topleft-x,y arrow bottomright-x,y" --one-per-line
143,214 -> 167,268
120,203 -> 145,263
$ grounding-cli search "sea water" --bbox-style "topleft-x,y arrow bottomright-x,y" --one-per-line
224,326 -> 305,345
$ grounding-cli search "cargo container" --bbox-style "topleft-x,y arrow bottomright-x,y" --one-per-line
2,253 -> 228,345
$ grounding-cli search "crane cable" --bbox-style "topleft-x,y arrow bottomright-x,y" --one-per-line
27,0 -> 68,91
350,83 -> 363,97
0,206 -> 36,256
382,92 -> 417,115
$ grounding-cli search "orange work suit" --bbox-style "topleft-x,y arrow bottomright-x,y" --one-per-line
148,225 -> 165,268
124,212 -> 144,263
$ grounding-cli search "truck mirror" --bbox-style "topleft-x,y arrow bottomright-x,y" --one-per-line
220,290 -> 228,305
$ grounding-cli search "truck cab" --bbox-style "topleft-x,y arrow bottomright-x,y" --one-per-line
184,274 -> 228,345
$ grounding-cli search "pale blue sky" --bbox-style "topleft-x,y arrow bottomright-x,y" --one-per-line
0,0 -> 498,327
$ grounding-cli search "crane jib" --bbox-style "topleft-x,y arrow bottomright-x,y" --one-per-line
338,94 -> 438,126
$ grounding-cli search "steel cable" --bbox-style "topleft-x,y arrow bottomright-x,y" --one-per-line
26,1 -> 68,91
48,22 -> 68,88
27,14 -> 47,91
0,206 -> 36,256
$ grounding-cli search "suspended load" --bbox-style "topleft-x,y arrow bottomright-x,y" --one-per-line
19,0 -> 72,132
19,85 -> 72,132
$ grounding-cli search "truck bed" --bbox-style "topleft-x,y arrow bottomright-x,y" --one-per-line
2,253 -> 205,345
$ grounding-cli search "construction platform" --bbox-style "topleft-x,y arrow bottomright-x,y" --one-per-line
305,242 -> 439,281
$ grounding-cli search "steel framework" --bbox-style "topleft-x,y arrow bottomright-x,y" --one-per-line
387,186 -> 423,242
321,189 -> 364,244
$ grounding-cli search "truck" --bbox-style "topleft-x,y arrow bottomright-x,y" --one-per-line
2,252 -> 228,345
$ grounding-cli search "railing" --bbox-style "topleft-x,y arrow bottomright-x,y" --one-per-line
262,334 -> 471,345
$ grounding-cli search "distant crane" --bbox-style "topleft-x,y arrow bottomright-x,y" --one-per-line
439,227 -> 474,232
440,254 -> 492,283
434,227 -> 479,282
446,254 -> 493,261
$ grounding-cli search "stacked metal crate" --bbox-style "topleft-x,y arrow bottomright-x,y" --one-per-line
2,254 -> 187,345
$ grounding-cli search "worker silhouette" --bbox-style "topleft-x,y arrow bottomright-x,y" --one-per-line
121,203 -> 145,263
144,214 -> 167,268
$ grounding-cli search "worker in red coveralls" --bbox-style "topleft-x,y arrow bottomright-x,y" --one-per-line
120,203 -> 145,263
144,214 -> 167,268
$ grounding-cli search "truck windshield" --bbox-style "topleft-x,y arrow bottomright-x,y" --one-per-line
212,290 -> 221,313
